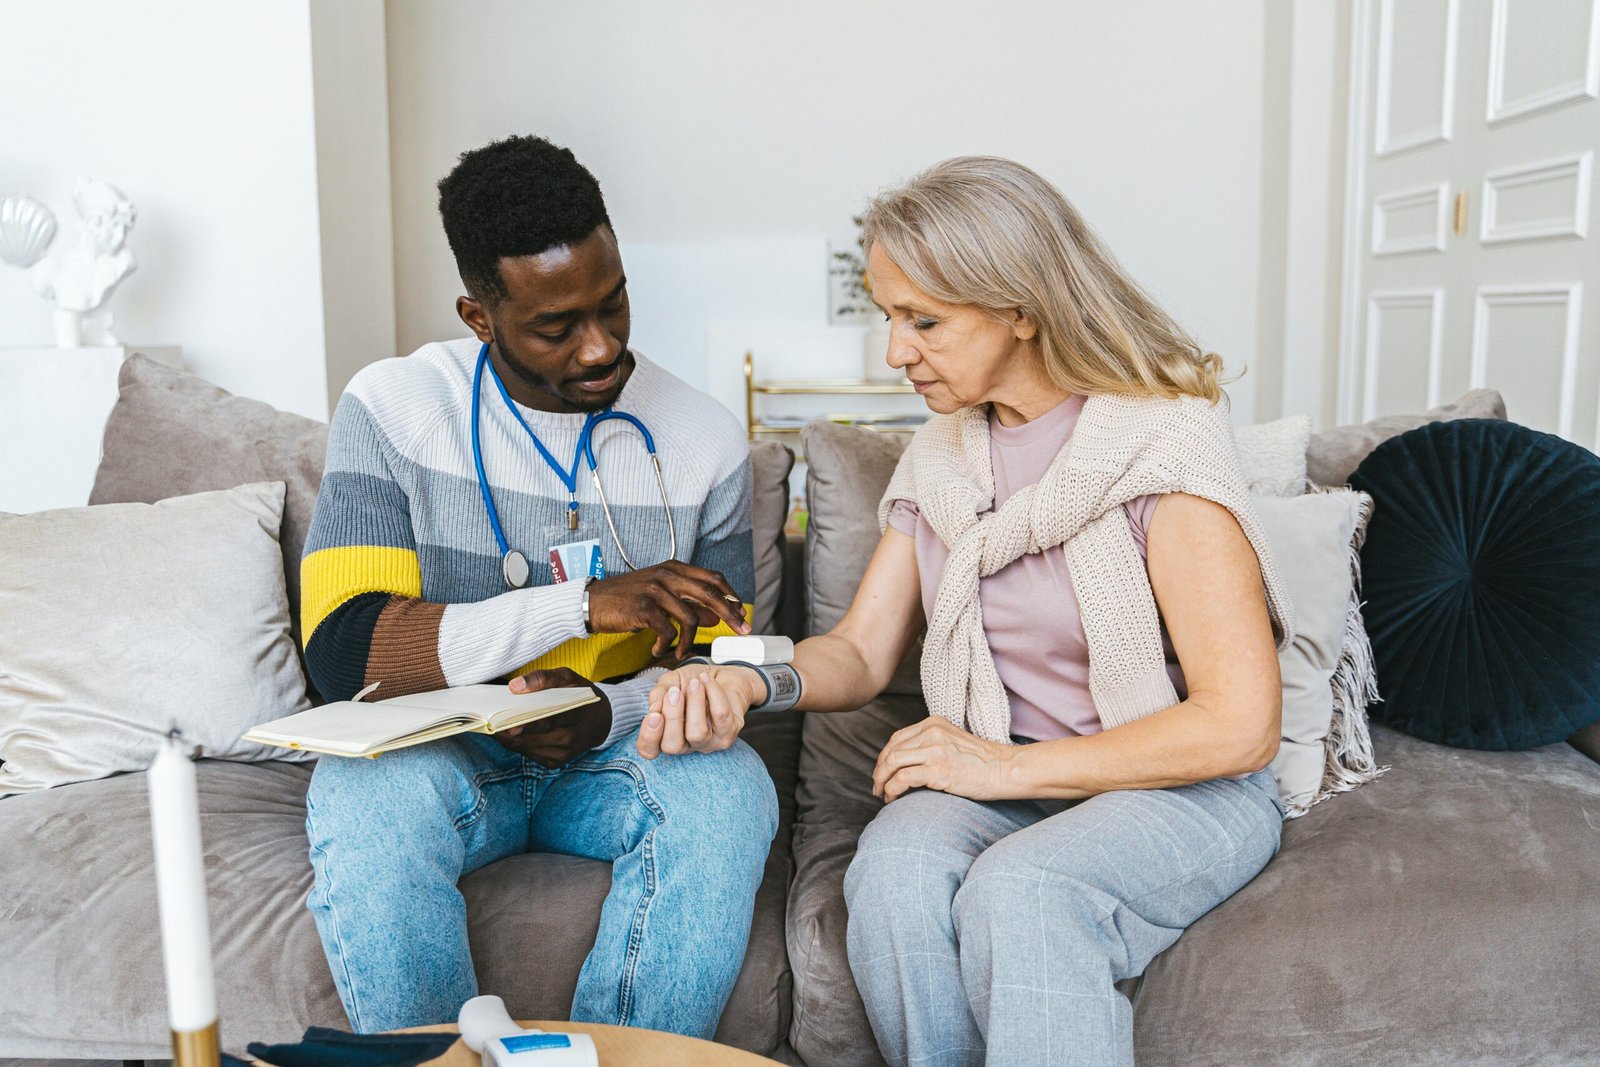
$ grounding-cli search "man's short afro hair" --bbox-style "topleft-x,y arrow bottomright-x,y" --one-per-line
437,135 -> 612,304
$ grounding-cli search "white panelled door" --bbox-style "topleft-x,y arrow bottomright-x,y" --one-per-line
1341,0 -> 1600,449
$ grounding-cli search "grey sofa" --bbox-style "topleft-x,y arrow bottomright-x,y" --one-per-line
3,357 -> 1599,1065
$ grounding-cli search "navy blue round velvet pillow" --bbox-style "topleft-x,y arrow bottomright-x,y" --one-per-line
1349,418 -> 1600,749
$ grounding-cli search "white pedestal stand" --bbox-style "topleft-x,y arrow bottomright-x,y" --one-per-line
0,345 -> 183,513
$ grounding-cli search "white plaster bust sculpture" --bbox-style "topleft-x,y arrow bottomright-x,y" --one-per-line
0,179 -> 138,347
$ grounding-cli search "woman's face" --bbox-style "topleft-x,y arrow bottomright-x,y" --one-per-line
867,244 -> 1037,415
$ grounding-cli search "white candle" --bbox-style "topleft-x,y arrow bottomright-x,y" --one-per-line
147,734 -> 218,1032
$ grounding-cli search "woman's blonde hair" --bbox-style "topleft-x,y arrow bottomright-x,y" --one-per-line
860,156 -> 1224,402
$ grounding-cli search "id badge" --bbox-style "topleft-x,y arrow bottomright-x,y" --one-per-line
549,538 -> 605,584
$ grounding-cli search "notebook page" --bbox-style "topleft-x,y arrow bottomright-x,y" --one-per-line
482,687 -> 599,732
386,683 -> 597,728
242,701 -> 472,756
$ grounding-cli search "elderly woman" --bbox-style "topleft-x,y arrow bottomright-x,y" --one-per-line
644,156 -> 1292,1067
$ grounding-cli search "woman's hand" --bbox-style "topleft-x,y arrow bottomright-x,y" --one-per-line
638,663 -> 763,759
872,717 -> 1022,803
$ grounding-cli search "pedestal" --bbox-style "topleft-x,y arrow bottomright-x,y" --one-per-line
0,345 -> 183,514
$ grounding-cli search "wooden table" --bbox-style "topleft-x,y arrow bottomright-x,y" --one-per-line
398,1021 -> 782,1066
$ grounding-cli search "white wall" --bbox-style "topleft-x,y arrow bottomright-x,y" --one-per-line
386,0 -> 1281,424
310,0 -> 399,413
0,1 -> 332,420
1,2 -> 1346,430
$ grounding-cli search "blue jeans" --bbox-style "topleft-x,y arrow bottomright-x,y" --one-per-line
843,769 -> 1284,1067
304,733 -> 778,1036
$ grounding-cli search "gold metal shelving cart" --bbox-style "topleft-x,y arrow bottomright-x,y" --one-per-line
743,351 -> 921,439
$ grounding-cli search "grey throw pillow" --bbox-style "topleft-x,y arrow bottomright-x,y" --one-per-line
0,483 -> 313,796
89,355 -> 329,662
749,439 -> 794,636
802,421 -> 921,695
1253,489 -> 1385,814
1306,389 -> 1507,487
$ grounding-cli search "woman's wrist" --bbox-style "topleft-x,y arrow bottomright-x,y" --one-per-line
726,665 -> 768,708
1002,737 -> 1086,800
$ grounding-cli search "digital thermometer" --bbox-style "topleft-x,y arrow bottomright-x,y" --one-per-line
459,995 -> 599,1067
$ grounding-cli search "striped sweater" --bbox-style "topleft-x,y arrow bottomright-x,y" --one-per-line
301,337 -> 754,748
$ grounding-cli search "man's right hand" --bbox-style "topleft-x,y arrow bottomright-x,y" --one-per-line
585,561 -> 750,659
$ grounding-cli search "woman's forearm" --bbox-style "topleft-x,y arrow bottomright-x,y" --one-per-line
766,528 -> 924,714
722,631 -> 895,713
788,632 -> 899,712
1002,693 -> 1280,799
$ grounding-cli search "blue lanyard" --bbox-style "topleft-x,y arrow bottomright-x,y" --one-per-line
470,343 -> 660,556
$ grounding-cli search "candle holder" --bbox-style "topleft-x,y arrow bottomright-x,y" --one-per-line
149,730 -> 222,1067
171,1020 -> 221,1067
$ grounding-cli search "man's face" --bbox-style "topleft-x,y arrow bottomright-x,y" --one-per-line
459,225 -> 633,413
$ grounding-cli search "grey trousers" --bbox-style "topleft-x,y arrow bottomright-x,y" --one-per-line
843,768 -> 1284,1067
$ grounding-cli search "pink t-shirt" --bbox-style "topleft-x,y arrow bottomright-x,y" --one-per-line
887,394 -> 1187,741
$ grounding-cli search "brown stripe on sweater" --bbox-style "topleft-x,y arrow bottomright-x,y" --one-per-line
364,595 -> 448,695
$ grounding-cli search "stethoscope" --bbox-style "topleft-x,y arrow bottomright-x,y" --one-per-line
471,343 -> 678,589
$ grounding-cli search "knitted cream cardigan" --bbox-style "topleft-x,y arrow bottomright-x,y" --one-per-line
877,393 -> 1296,743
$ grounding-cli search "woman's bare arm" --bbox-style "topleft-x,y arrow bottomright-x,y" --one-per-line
639,526 -> 924,756
997,492 -> 1283,796
787,526 -> 925,710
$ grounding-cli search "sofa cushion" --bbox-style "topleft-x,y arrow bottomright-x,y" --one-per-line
0,760 -> 342,1058
789,422 -> 923,1067
788,695 -> 923,1067
1130,724 -> 1600,1065
749,439 -> 795,637
1573,721 -> 1600,765
785,716 -> 1600,1066
801,422 -> 919,693
0,715 -> 803,1058
0,483 -> 312,796
89,355 -> 329,685
1305,388 -> 1506,487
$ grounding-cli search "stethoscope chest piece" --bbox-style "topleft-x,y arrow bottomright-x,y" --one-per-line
502,550 -> 531,590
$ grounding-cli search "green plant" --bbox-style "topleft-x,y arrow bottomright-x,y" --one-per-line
829,214 -> 873,318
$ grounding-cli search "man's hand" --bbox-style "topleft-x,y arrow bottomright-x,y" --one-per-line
586,561 -> 751,660
638,663 -> 762,759
493,668 -> 612,768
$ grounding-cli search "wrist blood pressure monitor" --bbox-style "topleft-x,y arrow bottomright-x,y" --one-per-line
709,635 -> 793,665
690,635 -> 801,713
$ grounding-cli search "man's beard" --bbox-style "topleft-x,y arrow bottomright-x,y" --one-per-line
492,333 -> 632,412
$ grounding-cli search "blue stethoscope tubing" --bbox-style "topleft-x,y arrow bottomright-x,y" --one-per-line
471,342 -> 678,587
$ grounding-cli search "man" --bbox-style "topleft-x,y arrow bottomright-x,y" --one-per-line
299,135 -> 777,1037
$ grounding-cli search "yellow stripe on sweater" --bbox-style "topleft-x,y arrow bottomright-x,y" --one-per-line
301,545 -> 423,644
514,603 -> 753,683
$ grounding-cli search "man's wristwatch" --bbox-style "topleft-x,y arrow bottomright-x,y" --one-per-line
580,577 -> 594,634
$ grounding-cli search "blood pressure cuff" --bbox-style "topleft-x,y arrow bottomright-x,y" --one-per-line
681,656 -> 802,713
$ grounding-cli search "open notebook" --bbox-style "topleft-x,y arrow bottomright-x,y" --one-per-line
241,683 -> 599,758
